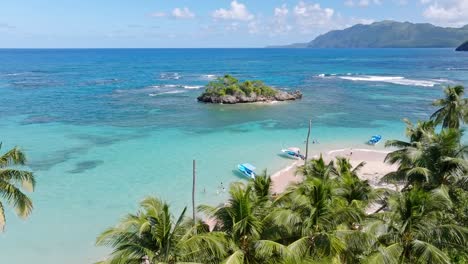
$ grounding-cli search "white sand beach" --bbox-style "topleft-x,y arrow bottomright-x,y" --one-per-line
207,148 -> 398,230
271,148 -> 399,193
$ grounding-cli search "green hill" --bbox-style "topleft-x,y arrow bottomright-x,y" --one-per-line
456,40 -> 468,51
270,21 -> 468,48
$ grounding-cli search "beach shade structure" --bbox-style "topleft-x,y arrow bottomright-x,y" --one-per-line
237,163 -> 256,179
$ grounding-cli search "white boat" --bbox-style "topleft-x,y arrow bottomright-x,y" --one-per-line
237,163 -> 256,179
281,147 -> 305,160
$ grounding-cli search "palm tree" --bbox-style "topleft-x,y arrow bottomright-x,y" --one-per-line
199,181 -> 286,263
250,170 -> 272,202
334,157 -> 377,207
365,186 -> 468,264
298,154 -> 336,181
96,197 -> 227,264
403,119 -> 436,143
270,175 -> 363,262
0,143 -> 35,231
384,128 -> 468,188
431,85 -> 468,129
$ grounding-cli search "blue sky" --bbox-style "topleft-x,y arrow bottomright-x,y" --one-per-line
1,0 -> 467,48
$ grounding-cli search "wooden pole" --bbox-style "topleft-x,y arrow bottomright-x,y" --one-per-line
192,159 -> 196,227
305,119 -> 311,166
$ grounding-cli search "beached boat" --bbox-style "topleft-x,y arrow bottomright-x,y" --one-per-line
281,147 -> 305,159
368,135 -> 382,145
237,163 -> 256,179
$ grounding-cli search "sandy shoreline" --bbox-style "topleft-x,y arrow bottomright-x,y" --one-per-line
270,148 -> 399,193
206,148 -> 398,229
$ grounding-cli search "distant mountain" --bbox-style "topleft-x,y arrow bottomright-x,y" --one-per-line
270,21 -> 468,48
456,40 -> 468,51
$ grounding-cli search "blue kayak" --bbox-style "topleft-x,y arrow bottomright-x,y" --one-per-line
368,135 -> 382,145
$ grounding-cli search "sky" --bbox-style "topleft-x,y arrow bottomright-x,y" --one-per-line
1,0 -> 467,48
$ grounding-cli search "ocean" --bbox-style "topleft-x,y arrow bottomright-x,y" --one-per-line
0,48 -> 467,263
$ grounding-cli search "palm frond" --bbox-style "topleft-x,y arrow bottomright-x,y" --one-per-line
222,250 -> 244,264
411,240 -> 450,264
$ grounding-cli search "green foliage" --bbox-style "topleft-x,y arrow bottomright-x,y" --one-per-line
98,86 -> 468,263
201,75 -> 278,98
431,85 -> 468,129
308,21 -> 468,48
0,143 -> 35,231
96,197 -> 227,264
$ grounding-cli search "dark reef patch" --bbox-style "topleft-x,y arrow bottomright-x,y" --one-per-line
68,160 -> 104,174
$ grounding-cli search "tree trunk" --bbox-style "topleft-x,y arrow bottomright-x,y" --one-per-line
192,159 -> 196,228
305,119 -> 311,166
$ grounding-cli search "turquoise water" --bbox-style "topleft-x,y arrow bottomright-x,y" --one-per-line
1,48 -> 467,263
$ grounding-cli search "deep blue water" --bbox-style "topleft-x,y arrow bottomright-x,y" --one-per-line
0,48 -> 467,263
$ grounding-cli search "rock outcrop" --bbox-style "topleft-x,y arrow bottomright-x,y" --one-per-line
197,90 -> 302,104
456,41 -> 468,51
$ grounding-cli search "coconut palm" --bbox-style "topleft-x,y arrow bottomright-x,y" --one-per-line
270,175 -> 363,262
365,186 -> 468,264
250,170 -> 272,202
384,127 -> 468,188
0,143 -> 35,231
431,85 -> 468,129
199,181 -> 287,264
333,157 -> 377,207
403,119 -> 436,143
96,197 -> 227,264
298,154 -> 336,181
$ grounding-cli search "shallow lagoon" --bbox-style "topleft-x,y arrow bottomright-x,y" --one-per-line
0,48 -> 467,263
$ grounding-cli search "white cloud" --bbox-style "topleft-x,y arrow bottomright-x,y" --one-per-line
422,0 -> 468,26
172,7 -> 195,19
345,0 -> 381,7
271,4 -> 292,34
212,1 -> 254,21
359,0 -> 370,6
274,4 -> 289,17
293,2 -> 335,32
247,21 -> 260,34
241,1 -> 374,36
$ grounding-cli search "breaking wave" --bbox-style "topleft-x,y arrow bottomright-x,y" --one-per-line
339,76 -> 438,87
317,73 -> 449,87
148,90 -> 186,96
200,74 -> 217,80
159,73 -> 181,80
183,85 -> 203,89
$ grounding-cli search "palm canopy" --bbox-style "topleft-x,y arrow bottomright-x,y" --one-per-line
365,186 -> 468,264
198,178 -> 287,264
431,85 -> 468,129
384,127 -> 468,188
298,154 -> 336,181
0,143 -> 35,231
269,156 -> 373,262
96,196 -> 227,264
